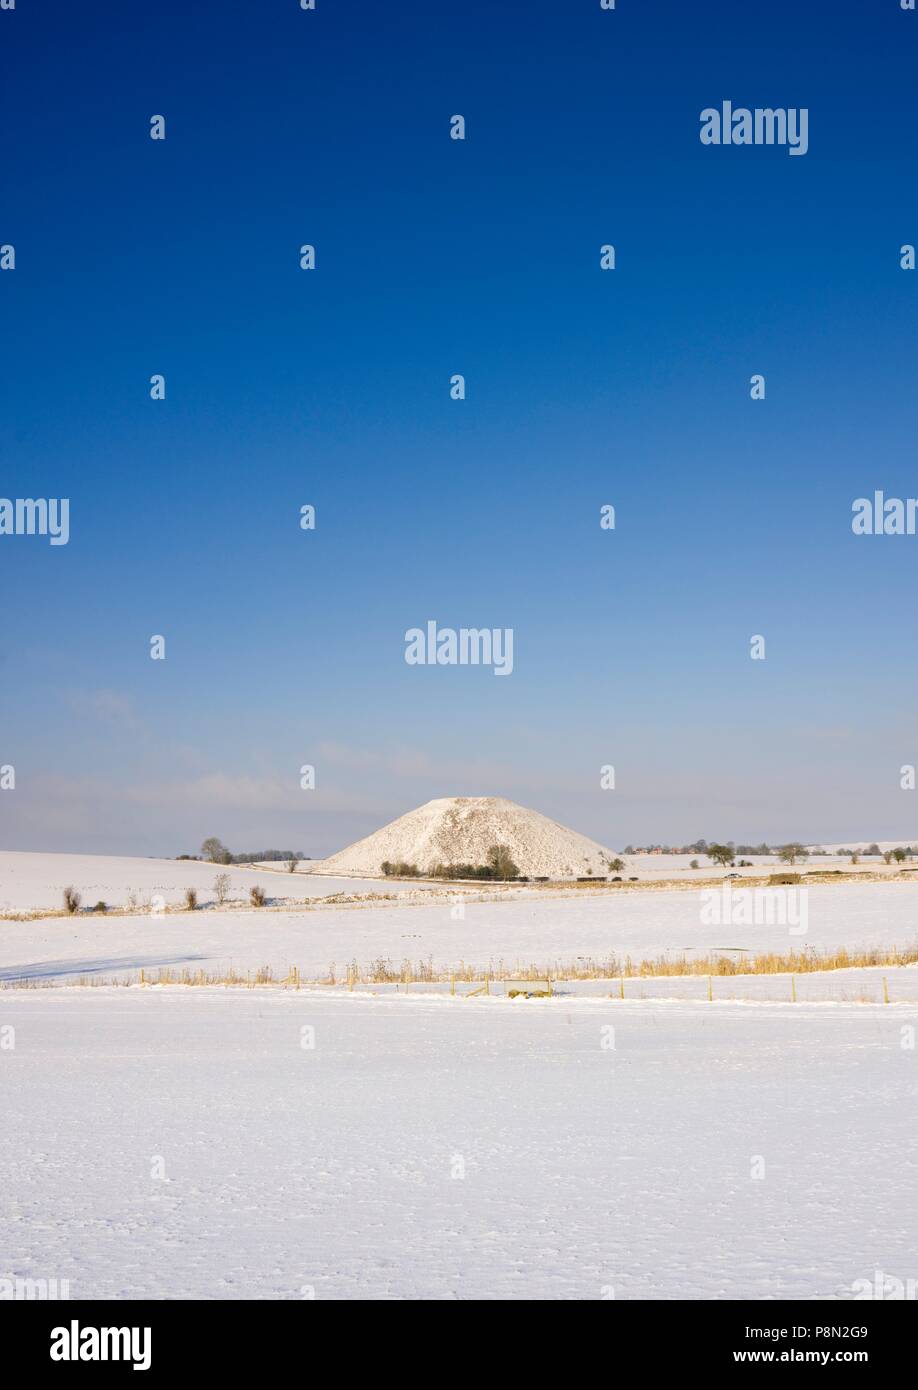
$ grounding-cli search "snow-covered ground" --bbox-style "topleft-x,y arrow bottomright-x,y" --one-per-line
1,987 -> 916,1300
0,852 -> 441,914
2,880 -> 916,987
308,851 -> 912,884
603,852 -> 907,882
816,841 -> 917,855
3,852 -> 916,1300
0,850 -> 909,919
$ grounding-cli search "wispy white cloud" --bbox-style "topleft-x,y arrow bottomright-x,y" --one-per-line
65,688 -> 147,734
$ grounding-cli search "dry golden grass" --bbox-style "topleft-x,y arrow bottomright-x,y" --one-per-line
4,942 -> 917,992
323,944 -> 918,983
605,944 -> 918,977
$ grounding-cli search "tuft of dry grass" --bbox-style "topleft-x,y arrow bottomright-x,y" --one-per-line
620,944 -> 918,977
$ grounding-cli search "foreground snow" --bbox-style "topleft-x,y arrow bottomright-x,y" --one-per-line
1,988 -> 916,1299
2,880 -> 916,987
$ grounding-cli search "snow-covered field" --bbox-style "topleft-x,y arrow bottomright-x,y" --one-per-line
2,851 -> 917,1301
0,850 -> 909,919
2,880 -> 916,987
309,850 -> 911,884
0,852 -> 440,914
1,987 -> 916,1300
600,852 -> 907,882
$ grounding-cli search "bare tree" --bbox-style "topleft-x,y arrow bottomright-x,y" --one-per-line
201,837 -> 231,864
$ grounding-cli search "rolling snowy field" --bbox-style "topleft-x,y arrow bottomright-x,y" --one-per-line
3,853 -> 917,1301
1,987 -> 916,1300
0,849 -> 909,919
2,879 -> 917,988
599,852 -> 909,882
308,851 -> 907,884
0,852 -> 441,914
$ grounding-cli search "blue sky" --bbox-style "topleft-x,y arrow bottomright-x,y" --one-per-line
2,0 -> 917,856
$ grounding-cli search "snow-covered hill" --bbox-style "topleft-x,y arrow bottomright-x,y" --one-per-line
319,796 -> 613,878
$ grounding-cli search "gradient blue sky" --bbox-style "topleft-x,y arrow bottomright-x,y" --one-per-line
2,0 -> 917,856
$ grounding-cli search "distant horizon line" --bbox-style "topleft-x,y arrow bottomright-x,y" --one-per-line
4,838 -> 918,863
